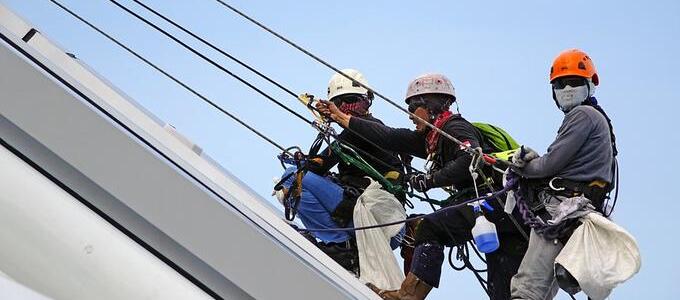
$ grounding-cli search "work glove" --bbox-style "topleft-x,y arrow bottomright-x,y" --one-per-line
271,177 -> 288,205
511,145 -> 539,168
408,173 -> 434,193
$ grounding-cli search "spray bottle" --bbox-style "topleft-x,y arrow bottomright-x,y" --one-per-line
470,200 -> 499,253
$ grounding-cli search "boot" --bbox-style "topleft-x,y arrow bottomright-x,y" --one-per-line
368,272 -> 433,300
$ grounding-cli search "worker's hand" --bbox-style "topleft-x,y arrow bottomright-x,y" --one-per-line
511,145 -> 539,168
316,100 -> 351,127
272,178 -> 288,205
408,173 -> 433,193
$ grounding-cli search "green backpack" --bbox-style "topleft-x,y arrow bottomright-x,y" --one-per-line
472,122 -> 521,161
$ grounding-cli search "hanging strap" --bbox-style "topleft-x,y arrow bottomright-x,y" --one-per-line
329,142 -> 404,195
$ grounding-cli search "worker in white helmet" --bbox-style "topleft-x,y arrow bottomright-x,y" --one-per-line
277,69 -> 406,274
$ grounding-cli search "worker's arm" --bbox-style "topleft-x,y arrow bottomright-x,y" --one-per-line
519,108 -> 594,178
318,100 -> 427,158
347,117 -> 427,158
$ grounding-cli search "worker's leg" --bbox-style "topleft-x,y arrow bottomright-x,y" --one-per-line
280,167 -> 348,243
409,206 -> 475,288
486,239 -> 525,300
510,229 -> 563,300
486,210 -> 529,300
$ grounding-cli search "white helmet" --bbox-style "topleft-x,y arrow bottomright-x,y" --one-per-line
405,73 -> 455,104
327,69 -> 370,100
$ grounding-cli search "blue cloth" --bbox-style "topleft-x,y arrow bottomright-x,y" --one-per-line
281,167 -> 406,247
391,227 -> 406,250
281,167 -> 349,243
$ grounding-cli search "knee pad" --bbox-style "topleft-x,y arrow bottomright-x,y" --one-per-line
555,263 -> 581,295
410,242 -> 445,288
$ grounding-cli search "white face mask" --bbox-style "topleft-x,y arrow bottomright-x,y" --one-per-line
554,85 -> 589,113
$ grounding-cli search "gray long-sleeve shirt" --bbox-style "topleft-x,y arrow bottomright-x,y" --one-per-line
519,105 -> 614,183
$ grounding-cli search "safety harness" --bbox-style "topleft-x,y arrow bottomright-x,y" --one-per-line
274,94 -> 409,222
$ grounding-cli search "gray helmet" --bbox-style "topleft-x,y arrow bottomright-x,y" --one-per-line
405,73 -> 455,104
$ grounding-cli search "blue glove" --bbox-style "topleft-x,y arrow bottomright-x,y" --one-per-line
409,173 -> 433,192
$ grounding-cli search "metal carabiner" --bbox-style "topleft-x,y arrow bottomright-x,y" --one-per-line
548,177 -> 566,191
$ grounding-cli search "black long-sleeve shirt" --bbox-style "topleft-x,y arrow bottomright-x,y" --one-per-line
348,114 -> 485,189
311,114 -> 404,181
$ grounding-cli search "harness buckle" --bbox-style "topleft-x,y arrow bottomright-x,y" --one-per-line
548,177 -> 566,191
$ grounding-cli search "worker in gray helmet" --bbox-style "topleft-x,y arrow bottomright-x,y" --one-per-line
318,73 -> 529,300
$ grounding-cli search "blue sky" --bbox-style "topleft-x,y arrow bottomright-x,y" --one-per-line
3,0 -> 679,299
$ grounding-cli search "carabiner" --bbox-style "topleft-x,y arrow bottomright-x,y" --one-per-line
548,177 -> 566,191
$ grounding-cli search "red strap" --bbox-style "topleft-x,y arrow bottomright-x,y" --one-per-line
426,111 -> 454,154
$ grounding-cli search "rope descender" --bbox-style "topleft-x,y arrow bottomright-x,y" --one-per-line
275,146 -> 308,221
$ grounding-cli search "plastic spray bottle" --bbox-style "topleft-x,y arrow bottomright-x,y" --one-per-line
471,200 -> 500,253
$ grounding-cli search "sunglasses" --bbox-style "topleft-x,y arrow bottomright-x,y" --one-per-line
407,98 -> 428,113
552,77 -> 587,90
331,94 -> 363,106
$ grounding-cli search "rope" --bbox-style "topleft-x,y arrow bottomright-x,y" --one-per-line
105,0 -> 419,184
47,0 -> 294,156
130,0 -> 299,99
301,180 -> 515,232
477,171 -> 530,241
52,3 -> 517,295
125,0 -> 425,177
213,0 -> 513,167
107,0 -> 315,126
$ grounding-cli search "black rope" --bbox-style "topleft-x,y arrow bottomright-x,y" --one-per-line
107,0 -> 314,126
132,0 -> 426,175
430,193 -> 490,296
47,0 -> 293,156
130,0 -> 299,99
58,0 -> 423,211
302,184 -> 513,232
53,2 -> 509,296
213,0 -> 483,155
122,0 -> 424,177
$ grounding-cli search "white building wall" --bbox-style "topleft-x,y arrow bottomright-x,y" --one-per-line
0,145 -> 213,300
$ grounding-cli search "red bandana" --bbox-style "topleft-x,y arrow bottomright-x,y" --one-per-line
339,98 -> 370,116
426,111 -> 454,154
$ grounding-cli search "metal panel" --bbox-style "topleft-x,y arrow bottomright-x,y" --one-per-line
0,143 -> 212,300
0,4 -> 375,300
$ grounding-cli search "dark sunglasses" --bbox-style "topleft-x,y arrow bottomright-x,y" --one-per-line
331,94 -> 363,106
407,98 -> 427,113
552,77 -> 587,89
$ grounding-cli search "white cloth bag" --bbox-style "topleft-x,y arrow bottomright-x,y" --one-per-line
353,180 -> 406,291
555,213 -> 641,300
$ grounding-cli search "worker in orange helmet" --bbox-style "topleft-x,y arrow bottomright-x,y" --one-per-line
509,49 -> 618,299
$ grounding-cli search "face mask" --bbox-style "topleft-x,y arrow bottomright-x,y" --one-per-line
554,85 -> 589,113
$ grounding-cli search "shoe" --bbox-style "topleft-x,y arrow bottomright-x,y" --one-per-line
368,272 -> 432,300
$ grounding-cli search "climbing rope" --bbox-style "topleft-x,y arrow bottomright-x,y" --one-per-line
54,0 -> 424,203
47,0 -> 296,157
48,2 -> 526,297
300,178 -> 516,232
214,0 -> 513,170
121,0 -> 425,178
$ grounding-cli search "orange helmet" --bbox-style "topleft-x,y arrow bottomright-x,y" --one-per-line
549,49 -> 599,86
